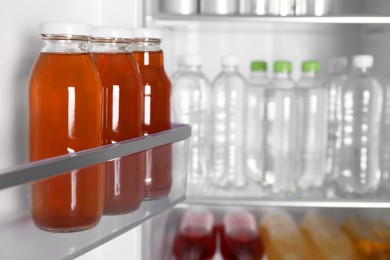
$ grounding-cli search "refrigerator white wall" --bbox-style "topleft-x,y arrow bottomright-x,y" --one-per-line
0,0 -> 144,258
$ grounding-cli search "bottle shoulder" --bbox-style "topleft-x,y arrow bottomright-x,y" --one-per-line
213,71 -> 246,86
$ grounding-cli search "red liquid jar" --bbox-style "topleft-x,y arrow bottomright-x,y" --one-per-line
91,27 -> 145,214
220,211 -> 263,260
132,29 -> 172,199
29,23 -> 104,232
173,210 -> 217,260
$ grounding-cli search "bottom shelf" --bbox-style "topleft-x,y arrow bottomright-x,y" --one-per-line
144,203 -> 390,260
0,191 -> 185,260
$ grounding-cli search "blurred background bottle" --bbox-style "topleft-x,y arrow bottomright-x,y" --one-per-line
296,60 -> 328,192
263,61 -> 297,195
380,73 -> 390,191
172,54 -> 211,189
325,57 -> 348,184
246,60 -> 268,184
336,55 -> 382,196
211,55 -> 247,189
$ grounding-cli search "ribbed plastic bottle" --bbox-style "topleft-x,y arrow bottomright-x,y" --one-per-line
263,61 -> 297,195
211,55 -> 247,189
296,60 -> 328,191
172,54 -> 211,188
336,55 -> 382,196
246,61 -> 269,184
325,57 -> 348,183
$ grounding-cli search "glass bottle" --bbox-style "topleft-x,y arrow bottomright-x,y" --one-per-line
211,55 -> 247,189
380,71 -> 390,191
246,60 -> 269,184
29,22 -> 103,232
296,61 -> 328,191
132,29 -> 172,199
263,61 -> 297,195
91,27 -> 145,214
220,211 -> 264,260
336,55 -> 382,196
172,54 -> 211,188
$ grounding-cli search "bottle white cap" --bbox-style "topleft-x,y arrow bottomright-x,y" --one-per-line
133,28 -> 163,40
222,54 -> 239,67
353,55 -> 374,68
183,54 -> 203,66
92,27 -> 133,39
39,22 -> 92,36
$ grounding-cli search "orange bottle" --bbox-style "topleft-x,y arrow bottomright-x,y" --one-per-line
91,27 -> 145,214
29,23 -> 104,232
132,29 -> 172,199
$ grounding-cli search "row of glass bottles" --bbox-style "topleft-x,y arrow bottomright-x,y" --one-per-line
29,23 -> 172,232
172,53 -> 384,197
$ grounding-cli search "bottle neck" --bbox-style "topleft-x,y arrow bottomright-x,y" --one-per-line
132,40 -> 164,67
132,39 -> 162,52
274,71 -> 292,79
250,70 -> 267,77
91,39 -> 132,53
223,65 -> 238,72
352,66 -> 371,76
183,64 -> 202,72
301,71 -> 319,78
41,35 -> 90,53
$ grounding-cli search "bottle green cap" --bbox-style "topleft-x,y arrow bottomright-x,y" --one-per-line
251,61 -> 267,72
274,61 -> 292,73
302,60 -> 320,73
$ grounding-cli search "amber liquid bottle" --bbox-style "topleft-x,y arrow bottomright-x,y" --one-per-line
29,23 -> 104,232
132,29 -> 172,199
91,28 -> 145,214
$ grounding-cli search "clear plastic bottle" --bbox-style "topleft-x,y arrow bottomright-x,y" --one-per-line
380,73 -> 390,191
325,57 -> 348,183
296,61 -> 328,190
211,55 -> 247,189
336,55 -> 382,196
172,54 -> 211,187
246,60 -> 269,183
263,61 -> 297,194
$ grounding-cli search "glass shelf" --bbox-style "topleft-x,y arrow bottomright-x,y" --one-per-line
154,14 -> 390,26
0,124 -> 190,259
186,180 -> 390,208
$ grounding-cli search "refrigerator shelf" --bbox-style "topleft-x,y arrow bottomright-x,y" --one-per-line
154,14 -> 390,25
0,124 -> 191,190
0,124 -> 190,259
0,195 -> 185,260
186,180 -> 390,208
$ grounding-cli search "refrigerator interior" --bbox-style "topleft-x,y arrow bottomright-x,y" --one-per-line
1,0 -> 390,258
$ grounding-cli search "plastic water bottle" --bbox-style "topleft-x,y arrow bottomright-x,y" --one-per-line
296,61 -> 328,191
325,57 -> 348,183
211,55 -> 247,189
246,61 -> 269,183
264,61 -> 297,194
380,70 -> 390,190
171,54 -> 211,187
336,55 -> 382,196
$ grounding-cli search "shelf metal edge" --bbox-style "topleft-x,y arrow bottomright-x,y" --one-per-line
0,124 -> 191,189
186,197 -> 390,208
155,14 -> 390,25
66,195 -> 186,260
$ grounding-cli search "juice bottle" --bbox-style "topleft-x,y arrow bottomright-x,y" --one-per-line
91,27 -> 145,214
29,22 -> 103,232
301,212 -> 355,260
173,210 -> 217,259
132,29 -> 172,199
259,210 -> 307,260
342,215 -> 390,259
220,211 -> 263,260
